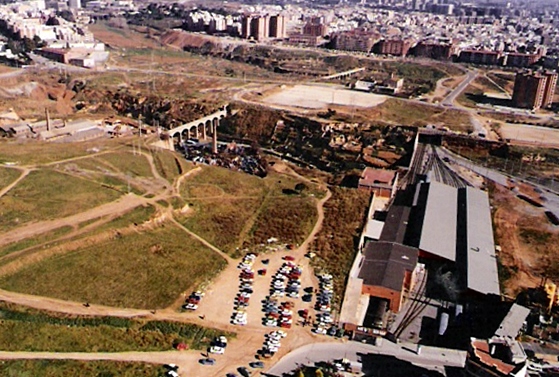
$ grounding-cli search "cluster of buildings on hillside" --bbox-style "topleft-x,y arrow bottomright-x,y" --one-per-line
184,12 -> 287,40
0,0 -> 109,68
178,3 -> 559,69
0,109 -> 133,142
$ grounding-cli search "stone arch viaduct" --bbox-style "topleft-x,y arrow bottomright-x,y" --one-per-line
166,105 -> 228,153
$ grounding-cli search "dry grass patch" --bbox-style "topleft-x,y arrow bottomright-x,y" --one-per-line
310,187 -> 370,307
245,196 -> 317,247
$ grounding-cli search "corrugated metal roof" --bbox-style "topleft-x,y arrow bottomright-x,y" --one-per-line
494,304 -> 530,338
466,187 -> 500,295
419,181 -> 457,261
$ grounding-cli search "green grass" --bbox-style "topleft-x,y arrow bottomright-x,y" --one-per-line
0,224 -> 227,309
98,152 -> 153,177
0,139 -> 125,166
310,187 -> 370,308
91,204 -> 156,234
152,150 -> 192,182
0,167 -> 21,190
0,226 -> 74,258
0,301 -> 234,352
0,360 -> 162,377
0,169 -> 122,232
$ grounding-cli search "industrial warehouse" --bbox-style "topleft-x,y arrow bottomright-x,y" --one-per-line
341,135 -> 503,346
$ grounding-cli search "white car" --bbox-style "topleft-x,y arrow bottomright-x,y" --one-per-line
209,346 -> 225,354
184,303 -> 198,310
233,319 -> 247,325
218,336 -> 228,345
313,327 -> 327,335
276,330 -> 287,338
264,320 -> 278,327
265,346 -> 279,353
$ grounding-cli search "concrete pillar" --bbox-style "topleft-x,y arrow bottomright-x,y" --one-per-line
212,118 -> 218,154
202,123 -> 207,140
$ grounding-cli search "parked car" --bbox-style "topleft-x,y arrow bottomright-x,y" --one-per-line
199,358 -> 216,365
249,361 -> 265,369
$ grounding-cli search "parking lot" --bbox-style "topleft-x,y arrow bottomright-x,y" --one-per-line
174,243 -> 340,376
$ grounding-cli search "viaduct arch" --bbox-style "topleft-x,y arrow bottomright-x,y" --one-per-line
166,105 -> 228,153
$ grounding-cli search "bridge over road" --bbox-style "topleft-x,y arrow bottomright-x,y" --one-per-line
321,67 -> 366,80
165,106 -> 228,153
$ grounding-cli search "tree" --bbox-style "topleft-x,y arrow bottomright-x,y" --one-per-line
295,182 -> 308,193
296,370 -> 305,377
315,369 -> 324,377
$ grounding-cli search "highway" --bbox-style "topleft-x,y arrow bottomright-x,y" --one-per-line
267,340 -> 466,376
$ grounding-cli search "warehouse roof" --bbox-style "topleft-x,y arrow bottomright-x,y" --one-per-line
358,242 -> 418,292
465,187 -> 500,296
379,204 -> 411,244
418,181 -> 457,261
494,304 -> 530,338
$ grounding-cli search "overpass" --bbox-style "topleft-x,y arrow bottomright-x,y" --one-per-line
322,67 -> 366,80
166,106 -> 228,152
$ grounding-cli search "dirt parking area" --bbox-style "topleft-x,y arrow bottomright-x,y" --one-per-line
499,123 -> 559,147
183,243 -> 332,377
195,246 -> 319,331
263,84 -> 388,109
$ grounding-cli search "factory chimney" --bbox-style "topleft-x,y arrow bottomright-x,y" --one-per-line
45,108 -> 51,131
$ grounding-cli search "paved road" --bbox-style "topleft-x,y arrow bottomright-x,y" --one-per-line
441,70 -> 477,107
267,340 -> 466,376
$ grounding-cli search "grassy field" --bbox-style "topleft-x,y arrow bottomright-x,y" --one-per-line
182,198 -> 262,255
0,167 -> 21,189
245,197 -> 317,248
0,224 -> 227,309
310,187 -> 370,308
178,166 -> 323,256
0,225 -> 74,259
0,302 -> 233,352
152,149 -> 192,182
0,360 -> 163,377
351,98 -> 472,132
0,138 -> 126,166
98,152 -> 153,177
0,169 -> 122,232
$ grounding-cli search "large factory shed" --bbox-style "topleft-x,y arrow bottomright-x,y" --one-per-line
406,181 -> 500,296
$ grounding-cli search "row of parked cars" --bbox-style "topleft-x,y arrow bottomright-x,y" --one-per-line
262,298 -> 294,329
312,274 -> 334,335
270,260 -> 303,299
259,330 -> 287,357
232,254 -> 257,326
182,291 -> 204,311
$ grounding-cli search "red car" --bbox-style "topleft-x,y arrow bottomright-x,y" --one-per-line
283,256 -> 295,261
280,322 -> 292,329
258,269 -> 267,276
